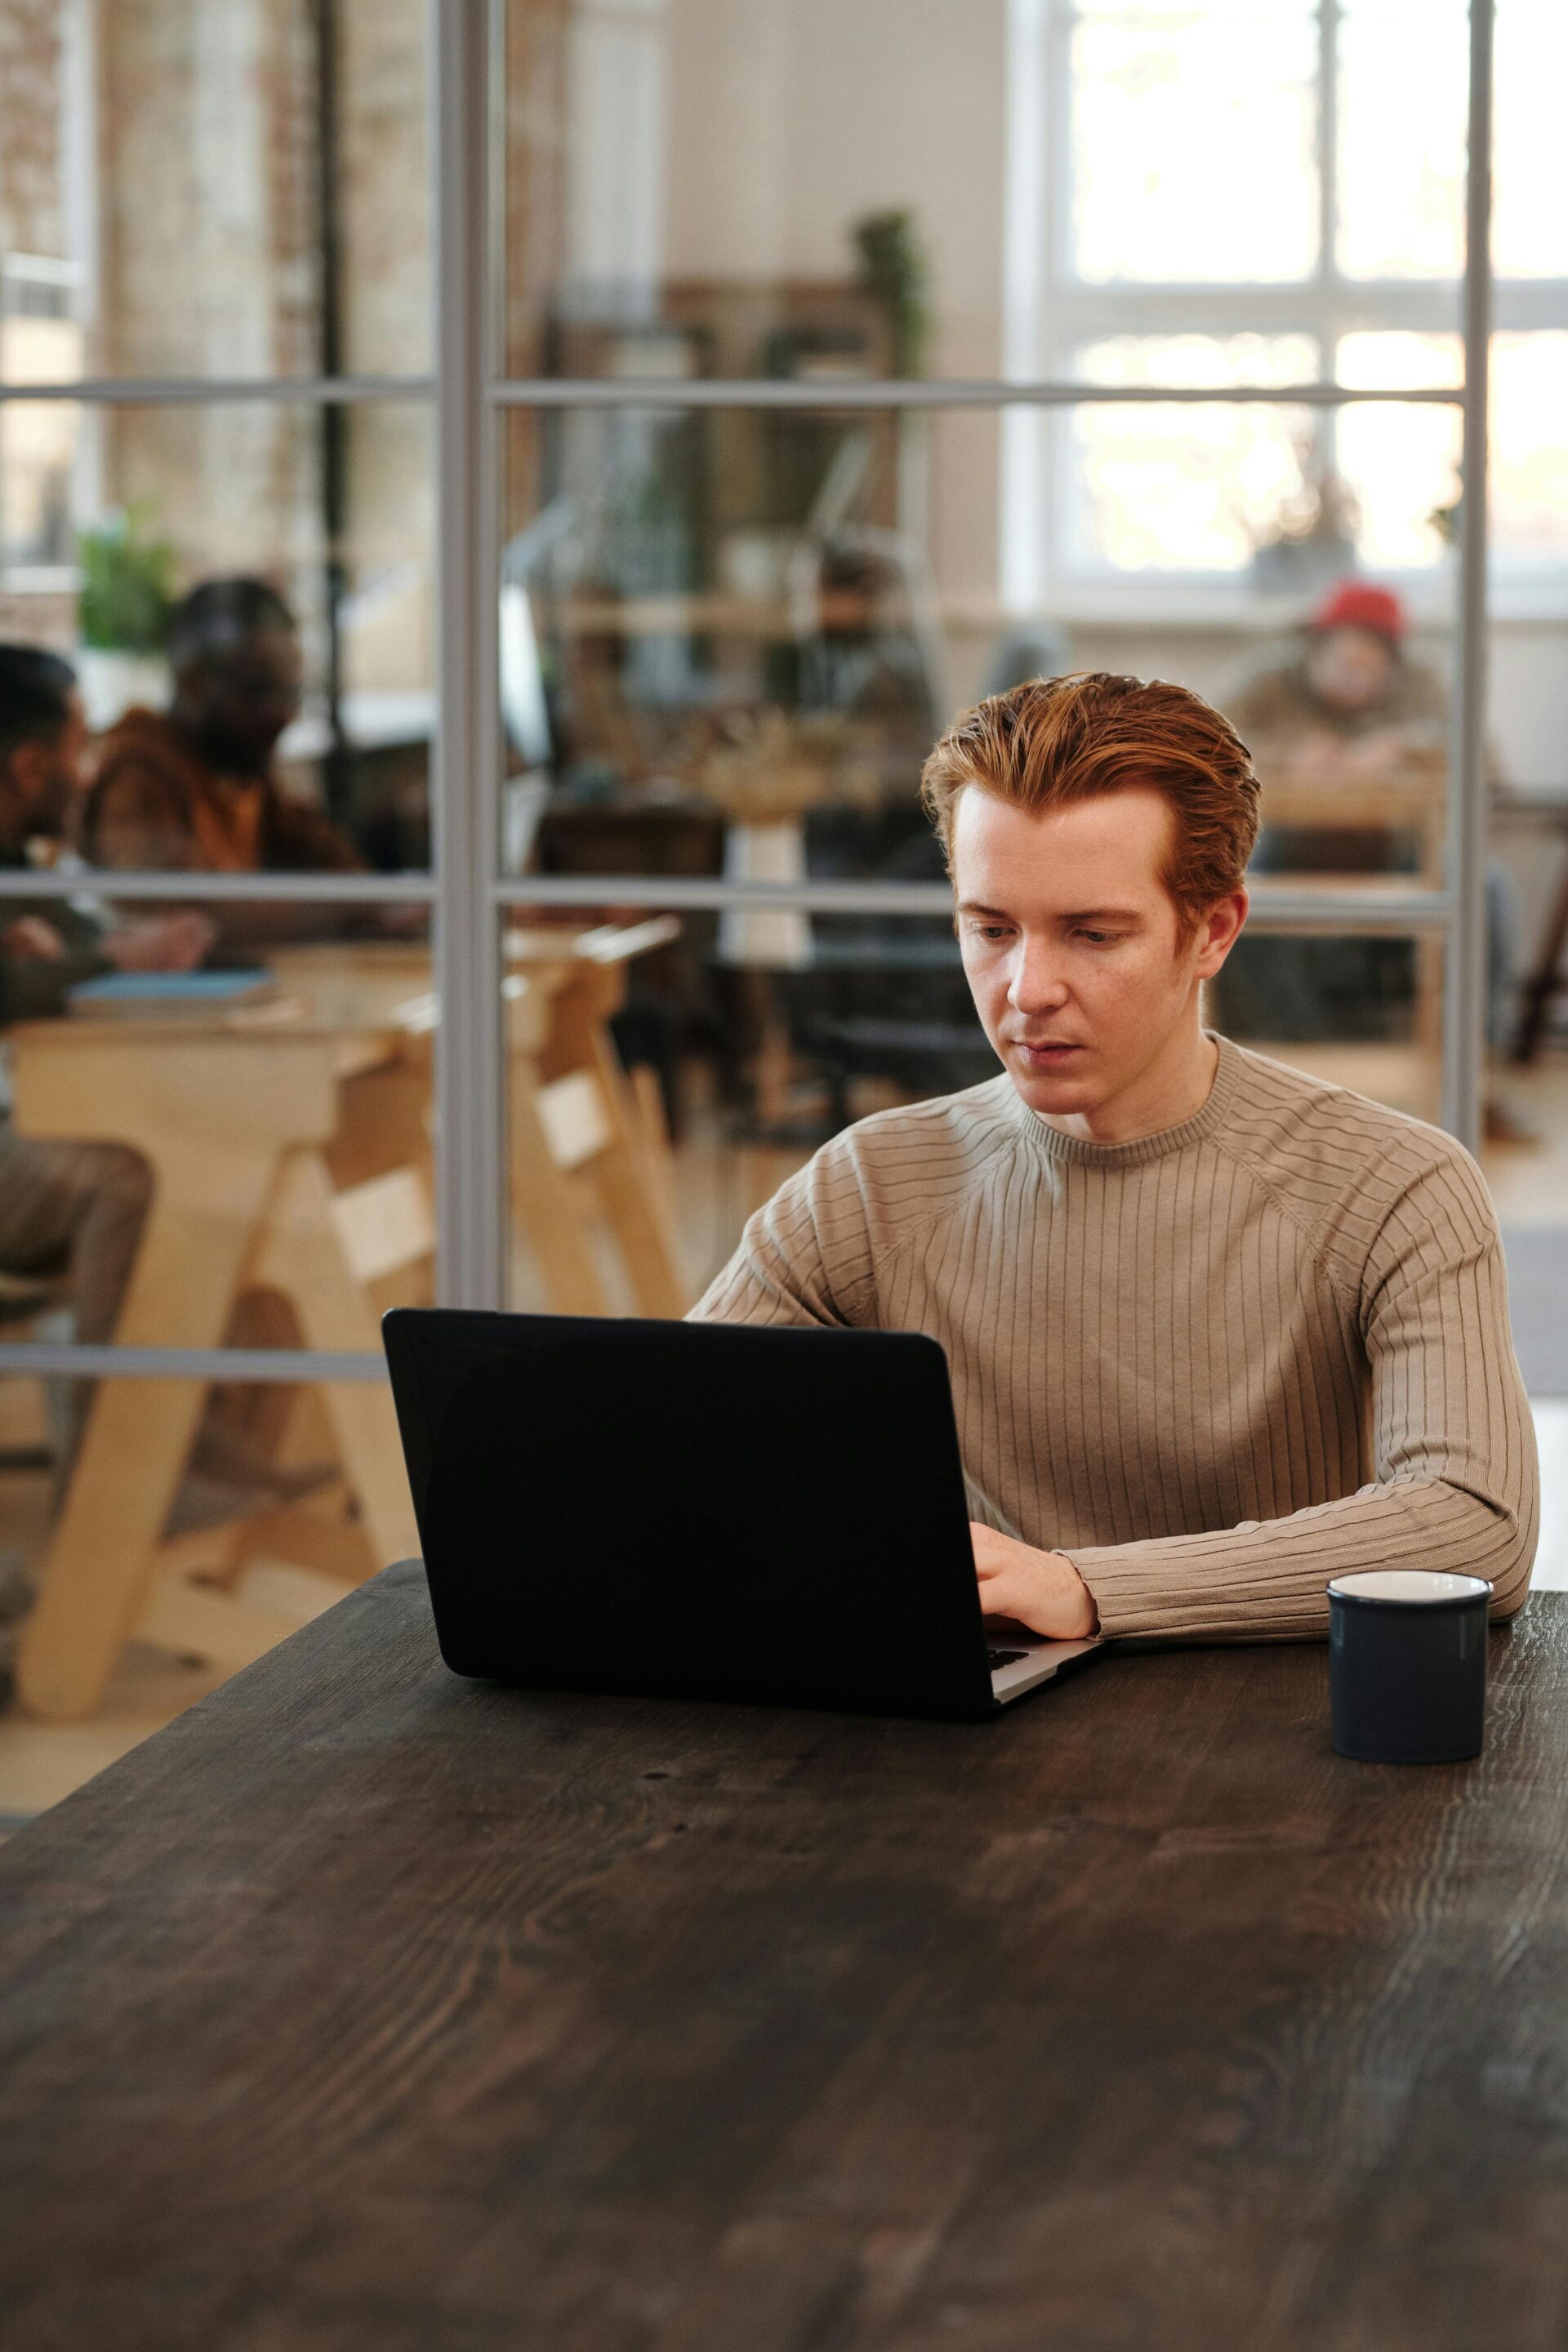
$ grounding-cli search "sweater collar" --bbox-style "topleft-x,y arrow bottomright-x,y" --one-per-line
1004,1031 -> 1241,1170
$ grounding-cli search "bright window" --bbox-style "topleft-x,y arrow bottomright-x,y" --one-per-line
1336,0 -> 1467,281
1069,4 -> 1319,283
1005,0 -> 1568,594
1068,336 -> 1316,572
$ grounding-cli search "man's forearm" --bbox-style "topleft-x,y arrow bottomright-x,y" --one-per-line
1061,1473 -> 1535,1644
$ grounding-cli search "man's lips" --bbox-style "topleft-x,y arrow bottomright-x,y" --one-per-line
1009,1038 -> 1086,1066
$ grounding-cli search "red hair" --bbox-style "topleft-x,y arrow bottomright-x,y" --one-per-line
920,671 -> 1259,939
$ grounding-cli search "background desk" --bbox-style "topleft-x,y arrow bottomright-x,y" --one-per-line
10,925 -> 687,1722
1,1571 -> 1566,2347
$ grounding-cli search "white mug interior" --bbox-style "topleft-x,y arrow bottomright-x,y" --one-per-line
1326,1569 -> 1493,1605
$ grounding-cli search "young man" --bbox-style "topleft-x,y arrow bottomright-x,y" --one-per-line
693,672 -> 1537,1644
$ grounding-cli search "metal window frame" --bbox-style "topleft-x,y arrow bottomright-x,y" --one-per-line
0,0 -> 1494,1392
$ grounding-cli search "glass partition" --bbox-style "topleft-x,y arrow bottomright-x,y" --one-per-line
0,889 -> 432,1724
501,0 -> 1018,383
497,893 -> 1450,1327
1,0 -> 1553,1752
0,7 -> 439,1748
0,399 -> 434,862
0,0 -> 430,385
495,398 -> 1458,922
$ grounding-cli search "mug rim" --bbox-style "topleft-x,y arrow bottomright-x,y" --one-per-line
1326,1569 -> 1494,1609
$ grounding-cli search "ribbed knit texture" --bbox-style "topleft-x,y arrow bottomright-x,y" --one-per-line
693,1038 -> 1538,1640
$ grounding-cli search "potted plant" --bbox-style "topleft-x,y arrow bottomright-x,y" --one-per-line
75,506 -> 176,727
1248,448 -> 1364,598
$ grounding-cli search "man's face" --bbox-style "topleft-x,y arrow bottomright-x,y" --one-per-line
0,691 -> 90,846
1303,625 -> 1396,716
177,625 -> 302,773
951,785 -> 1241,1121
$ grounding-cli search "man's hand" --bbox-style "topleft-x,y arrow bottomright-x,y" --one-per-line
105,912 -> 216,973
2,916 -> 66,962
972,1523 -> 1098,1641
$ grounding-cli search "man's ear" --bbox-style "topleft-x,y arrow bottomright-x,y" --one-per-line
1192,889 -> 1249,982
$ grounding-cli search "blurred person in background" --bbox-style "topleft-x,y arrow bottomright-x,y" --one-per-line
82,578 -> 366,944
1219,579 -> 1522,1134
1230,578 -> 1449,773
0,648 -> 329,1674
0,644 -> 210,1440
0,647 -> 207,1667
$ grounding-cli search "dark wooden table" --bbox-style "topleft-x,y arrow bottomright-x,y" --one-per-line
2,1566 -> 1567,2350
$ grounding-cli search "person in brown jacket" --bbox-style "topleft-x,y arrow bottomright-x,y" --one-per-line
82,577 -> 363,945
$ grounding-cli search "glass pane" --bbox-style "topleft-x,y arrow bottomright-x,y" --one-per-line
0,0 -> 430,383
1211,929 -> 1444,1123
0,399 -> 433,867
1494,0 -> 1568,278
497,401 -> 1456,880
1063,346 -> 1318,574
498,401 -> 960,882
1490,333 -> 1568,573
1337,0 -> 1468,282
502,0 -> 1018,381
1332,332 -> 1568,578
1334,334 -> 1463,572
1487,773 -> 1568,1172
1062,389 -> 1463,581
1069,1 -> 1319,284
0,899 -> 430,1751
497,897 -> 991,1315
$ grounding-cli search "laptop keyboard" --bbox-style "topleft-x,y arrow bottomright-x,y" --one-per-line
987,1647 -> 1028,1670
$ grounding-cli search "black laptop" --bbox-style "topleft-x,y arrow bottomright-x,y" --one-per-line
383,1308 -> 1102,1722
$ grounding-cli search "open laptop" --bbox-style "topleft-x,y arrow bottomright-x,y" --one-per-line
383,1308 -> 1102,1722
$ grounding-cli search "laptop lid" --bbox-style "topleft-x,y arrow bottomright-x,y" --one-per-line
384,1308 -> 998,1720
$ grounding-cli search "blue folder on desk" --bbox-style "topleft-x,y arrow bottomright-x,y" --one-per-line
68,969 -> 274,1011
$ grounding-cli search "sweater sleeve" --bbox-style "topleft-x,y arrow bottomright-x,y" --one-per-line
689,1134 -> 879,1330
1058,1149 -> 1539,1643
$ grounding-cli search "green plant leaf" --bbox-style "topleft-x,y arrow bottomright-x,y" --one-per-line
76,506 -> 177,653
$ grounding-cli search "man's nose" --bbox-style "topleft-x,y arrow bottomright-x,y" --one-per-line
1008,940 -> 1070,1013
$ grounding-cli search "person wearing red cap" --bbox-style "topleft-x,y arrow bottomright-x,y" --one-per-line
1309,578 -> 1407,642
1218,577 -> 1525,1138
1230,575 -> 1449,773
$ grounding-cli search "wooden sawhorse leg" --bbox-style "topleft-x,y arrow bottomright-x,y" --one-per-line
16,1135 -> 289,1722
243,1147 -> 419,1572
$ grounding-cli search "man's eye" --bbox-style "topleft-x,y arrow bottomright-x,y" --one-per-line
1076,929 -> 1120,947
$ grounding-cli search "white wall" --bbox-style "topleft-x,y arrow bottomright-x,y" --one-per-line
659,0 -> 1008,609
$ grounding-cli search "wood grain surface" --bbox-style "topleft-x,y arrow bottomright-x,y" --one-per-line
1,1566 -> 1566,2350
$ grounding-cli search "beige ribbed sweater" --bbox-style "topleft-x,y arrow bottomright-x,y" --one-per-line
693,1037 -> 1538,1641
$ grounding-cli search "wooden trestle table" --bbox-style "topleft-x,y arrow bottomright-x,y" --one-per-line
9,923 -> 685,1721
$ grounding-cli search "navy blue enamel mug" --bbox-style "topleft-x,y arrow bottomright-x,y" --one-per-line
1327,1570 -> 1493,1765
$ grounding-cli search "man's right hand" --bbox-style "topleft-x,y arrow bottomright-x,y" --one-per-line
105,911 -> 216,973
